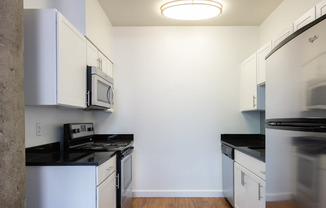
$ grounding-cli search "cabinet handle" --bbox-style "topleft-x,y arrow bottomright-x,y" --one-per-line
253,95 -> 256,108
241,171 -> 246,186
116,173 -> 120,189
97,58 -> 101,69
309,35 -> 318,43
106,166 -> 113,172
86,91 -> 90,106
258,183 -> 263,201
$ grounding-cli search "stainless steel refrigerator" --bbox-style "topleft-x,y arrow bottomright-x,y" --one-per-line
265,15 -> 326,208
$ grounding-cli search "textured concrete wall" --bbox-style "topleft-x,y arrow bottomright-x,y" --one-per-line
0,0 -> 25,208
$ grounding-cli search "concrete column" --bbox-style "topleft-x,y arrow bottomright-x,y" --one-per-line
0,0 -> 25,208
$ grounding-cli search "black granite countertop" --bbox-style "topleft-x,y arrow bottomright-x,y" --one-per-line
221,134 -> 265,162
26,142 -> 116,166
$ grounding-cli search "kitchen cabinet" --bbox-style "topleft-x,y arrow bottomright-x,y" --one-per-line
271,27 -> 293,48
293,7 -> 316,31
24,0 -> 113,60
87,40 -> 113,77
316,0 -> 326,18
240,53 -> 257,111
257,42 -> 272,85
24,9 -> 87,108
240,53 -> 265,111
26,155 -> 116,208
234,150 -> 265,208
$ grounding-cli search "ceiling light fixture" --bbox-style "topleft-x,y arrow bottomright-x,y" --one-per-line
160,0 -> 223,21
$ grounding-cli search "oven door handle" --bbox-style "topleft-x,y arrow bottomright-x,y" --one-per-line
116,173 -> 120,189
121,147 -> 134,158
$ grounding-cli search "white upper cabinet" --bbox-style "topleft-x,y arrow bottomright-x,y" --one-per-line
271,27 -> 293,48
293,7 -> 316,31
86,40 -> 113,77
57,12 -> 87,107
240,53 -> 258,111
87,40 -> 101,68
24,0 -> 113,62
316,0 -> 326,18
257,42 -> 272,85
24,9 -> 87,108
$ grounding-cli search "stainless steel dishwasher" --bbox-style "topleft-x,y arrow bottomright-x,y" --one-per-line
221,143 -> 234,207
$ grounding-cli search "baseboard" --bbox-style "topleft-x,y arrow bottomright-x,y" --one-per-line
133,190 -> 224,198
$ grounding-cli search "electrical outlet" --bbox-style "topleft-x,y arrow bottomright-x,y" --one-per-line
36,122 -> 42,136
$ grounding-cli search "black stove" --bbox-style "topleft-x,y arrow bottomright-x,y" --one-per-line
64,123 -> 133,152
64,123 -> 134,208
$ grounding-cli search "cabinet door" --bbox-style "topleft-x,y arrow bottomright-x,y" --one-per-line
57,12 -> 87,108
234,163 -> 248,208
97,172 -> 116,208
272,27 -> 293,48
240,53 -> 257,111
316,0 -> 326,18
99,52 -> 113,77
86,40 -> 100,68
247,172 -> 262,208
257,43 -> 272,85
235,162 -> 266,208
293,7 -> 316,31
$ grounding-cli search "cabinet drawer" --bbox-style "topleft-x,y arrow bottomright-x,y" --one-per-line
97,155 -> 116,185
235,150 -> 265,180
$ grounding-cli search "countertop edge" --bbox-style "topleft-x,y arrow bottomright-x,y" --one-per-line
221,141 -> 265,162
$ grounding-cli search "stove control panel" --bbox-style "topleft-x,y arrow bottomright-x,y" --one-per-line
64,123 -> 94,140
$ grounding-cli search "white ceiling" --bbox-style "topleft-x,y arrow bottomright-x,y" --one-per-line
98,0 -> 284,26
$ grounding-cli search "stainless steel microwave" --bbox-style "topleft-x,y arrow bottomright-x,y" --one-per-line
86,66 -> 114,110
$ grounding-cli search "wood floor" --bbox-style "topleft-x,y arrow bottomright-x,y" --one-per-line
132,197 -> 232,208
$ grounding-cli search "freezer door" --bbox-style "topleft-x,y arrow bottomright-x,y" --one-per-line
266,17 -> 326,119
266,128 -> 326,208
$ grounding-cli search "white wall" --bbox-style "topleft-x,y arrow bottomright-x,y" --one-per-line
25,106 -> 94,147
24,0 -> 86,35
94,26 -> 261,197
260,0 -> 321,46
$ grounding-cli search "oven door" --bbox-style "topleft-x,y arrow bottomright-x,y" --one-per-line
119,149 -> 133,208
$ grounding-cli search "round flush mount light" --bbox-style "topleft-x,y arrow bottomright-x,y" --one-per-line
160,0 -> 223,20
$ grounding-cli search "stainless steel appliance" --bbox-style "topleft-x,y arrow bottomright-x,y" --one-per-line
221,143 -> 235,207
86,66 -> 114,110
64,123 -> 133,208
265,15 -> 326,208
118,147 -> 133,208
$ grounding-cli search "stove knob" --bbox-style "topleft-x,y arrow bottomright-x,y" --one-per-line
87,127 -> 93,131
72,129 -> 77,133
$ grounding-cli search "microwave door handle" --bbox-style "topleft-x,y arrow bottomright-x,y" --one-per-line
111,87 -> 114,105
107,86 -> 111,105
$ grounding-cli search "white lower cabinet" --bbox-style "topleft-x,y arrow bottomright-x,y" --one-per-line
26,155 -> 116,208
234,151 -> 265,208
